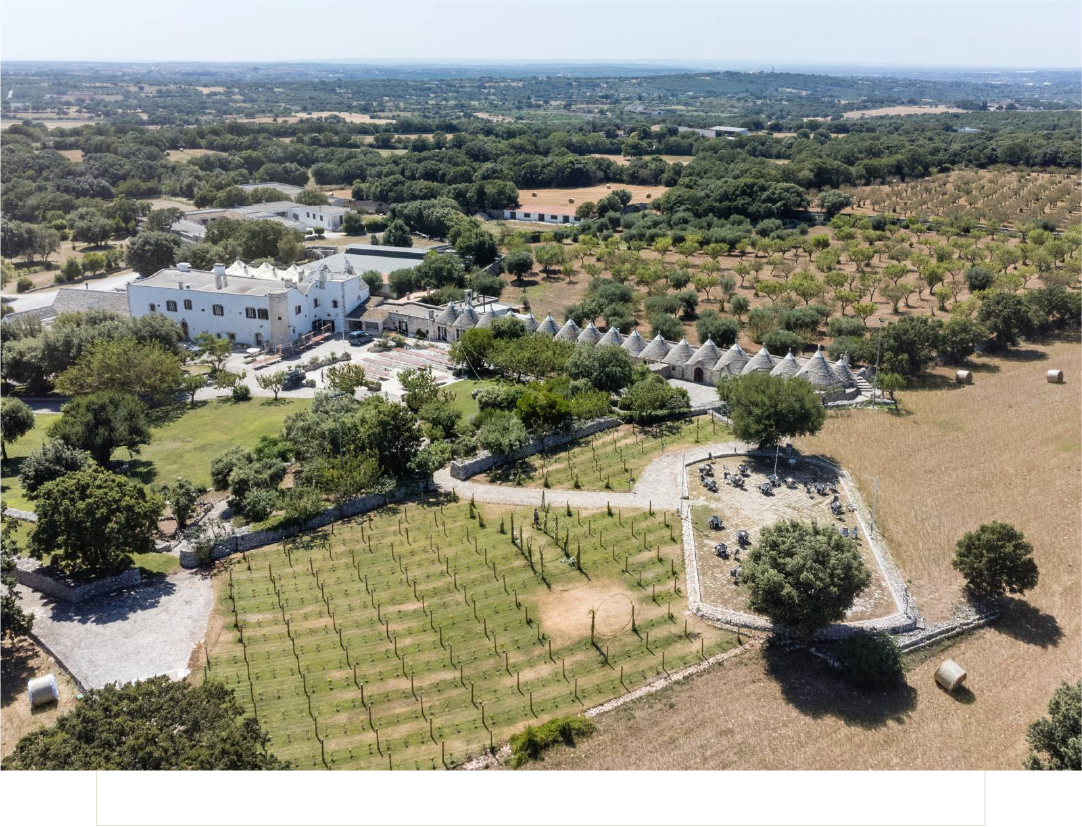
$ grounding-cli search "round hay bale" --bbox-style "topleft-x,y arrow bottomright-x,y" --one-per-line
646,193 -> 652,199
934,659 -> 967,693
1046,369 -> 1064,384
955,370 -> 973,385
532,192 -> 537,197
27,674 -> 59,708
606,184 -> 611,189
568,198 -> 575,204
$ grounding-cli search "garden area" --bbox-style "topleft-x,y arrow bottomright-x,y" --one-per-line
484,416 -> 727,492
201,494 -> 737,769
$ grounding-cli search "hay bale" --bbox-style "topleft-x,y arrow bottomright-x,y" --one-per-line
568,198 -> 574,204
1047,369 -> 1064,384
955,370 -> 973,385
934,659 -> 967,692
27,674 -> 59,708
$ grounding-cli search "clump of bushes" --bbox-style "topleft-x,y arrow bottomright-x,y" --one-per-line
508,715 -> 595,767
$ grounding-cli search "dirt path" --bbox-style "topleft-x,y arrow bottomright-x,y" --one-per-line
16,570 -> 214,689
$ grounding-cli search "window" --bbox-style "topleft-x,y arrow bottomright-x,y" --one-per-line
332,300 -> 339,308
295,306 -> 302,315
213,304 -> 224,316
165,300 -> 177,312
245,307 -> 257,319
148,303 -> 156,313
183,299 -> 193,310
313,298 -> 320,308
258,309 -> 269,320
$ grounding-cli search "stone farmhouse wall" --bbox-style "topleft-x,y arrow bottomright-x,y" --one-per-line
178,480 -> 434,568
14,558 -> 142,603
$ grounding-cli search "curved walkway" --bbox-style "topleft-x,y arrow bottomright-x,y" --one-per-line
432,439 -> 757,512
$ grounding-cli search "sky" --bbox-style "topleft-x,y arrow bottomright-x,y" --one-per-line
1,0 -> 1079,68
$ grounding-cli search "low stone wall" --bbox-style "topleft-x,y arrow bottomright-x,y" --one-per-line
178,480 -> 435,568
3,507 -> 37,523
448,417 -> 622,481
15,558 -> 141,603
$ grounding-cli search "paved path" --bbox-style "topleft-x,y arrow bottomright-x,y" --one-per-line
432,439 -> 757,512
18,569 -> 214,689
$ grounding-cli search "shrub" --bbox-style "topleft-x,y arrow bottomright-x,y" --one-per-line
836,631 -> 905,690
18,439 -> 90,497
241,488 -> 278,523
952,522 -> 1039,598
1025,681 -> 1081,770
231,383 -> 252,402
965,266 -> 996,292
827,316 -> 866,339
508,715 -> 595,767
763,329 -> 803,354
281,486 -> 325,527
210,446 -> 251,490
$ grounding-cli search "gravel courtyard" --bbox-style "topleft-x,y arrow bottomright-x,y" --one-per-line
17,569 -> 214,690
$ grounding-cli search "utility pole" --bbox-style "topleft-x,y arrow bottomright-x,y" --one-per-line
871,318 -> 885,402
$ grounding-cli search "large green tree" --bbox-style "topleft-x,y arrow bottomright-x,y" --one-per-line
2,676 -> 285,770
567,344 -> 633,394
1025,681 -> 1081,771
742,519 -> 872,635
53,338 -> 183,402
125,230 -> 181,276
0,396 -> 34,461
724,373 -> 826,449
1,521 -> 34,640
31,465 -> 162,575
48,392 -> 150,466
952,522 -> 1039,598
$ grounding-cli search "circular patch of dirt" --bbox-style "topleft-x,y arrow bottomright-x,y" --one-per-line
594,593 -> 634,636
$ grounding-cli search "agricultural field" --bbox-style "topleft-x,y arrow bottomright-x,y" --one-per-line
484,416 -> 725,492
841,104 -> 966,118
532,337 -> 1081,771
201,496 -> 737,769
851,169 -> 1081,230
588,153 -> 695,166
519,184 -> 669,207
165,148 -> 222,162
0,638 -> 80,760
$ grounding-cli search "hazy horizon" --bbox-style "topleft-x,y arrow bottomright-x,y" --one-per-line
1,1 -> 1079,69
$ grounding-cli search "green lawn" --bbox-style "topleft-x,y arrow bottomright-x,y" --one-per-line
1,398 -> 311,509
442,378 -> 503,423
205,495 -> 736,769
131,398 -> 311,489
486,416 -> 729,492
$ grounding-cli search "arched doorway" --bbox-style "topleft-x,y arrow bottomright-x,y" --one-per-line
693,366 -> 704,383
181,320 -> 189,339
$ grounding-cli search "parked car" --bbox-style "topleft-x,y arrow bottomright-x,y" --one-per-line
283,370 -> 306,389
348,331 -> 374,346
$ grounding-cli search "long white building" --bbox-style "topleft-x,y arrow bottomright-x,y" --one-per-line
126,261 -> 367,349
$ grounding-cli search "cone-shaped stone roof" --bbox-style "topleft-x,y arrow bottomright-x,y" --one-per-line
434,301 -> 458,326
577,321 -> 603,345
740,346 -> 777,375
769,349 -> 802,378
638,334 -> 673,362
453,302 -> 479,329
687,338 -> 723,367
475,310 -> 500,329
597,326 -> 624,347
519,313 -> 538,333
832,354 -> 857,386
714,362 -> 743,380
535,314 -> 559,336
620,329 -> 648,356
555,318 -> 582,342
795,345 -> 841,386
663,338 -> 696,366
712,342 -> 750,374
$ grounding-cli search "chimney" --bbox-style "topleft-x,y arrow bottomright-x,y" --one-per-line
213,263 -> 226,278
177,281 -> 184,291
214,274 -> 223,290
177,262 -> 191,273
464,289 -> 472,305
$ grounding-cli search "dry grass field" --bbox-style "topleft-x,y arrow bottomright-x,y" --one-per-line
1,638 -> 80,760
842,104 -> 966,118
520,184 -> 669,206
527,336 -> 1081,771
588,153 -> 695,166
165,148 -> 222,162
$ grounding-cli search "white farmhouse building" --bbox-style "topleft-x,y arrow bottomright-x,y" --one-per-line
493,204 -> 580,225
184,200 -> 351,232
126,261 -> 367,349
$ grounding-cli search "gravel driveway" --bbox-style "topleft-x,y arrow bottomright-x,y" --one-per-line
18,570 -> 214,690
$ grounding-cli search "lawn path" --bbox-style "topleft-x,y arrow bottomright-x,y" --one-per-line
433,440 -> 757,511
